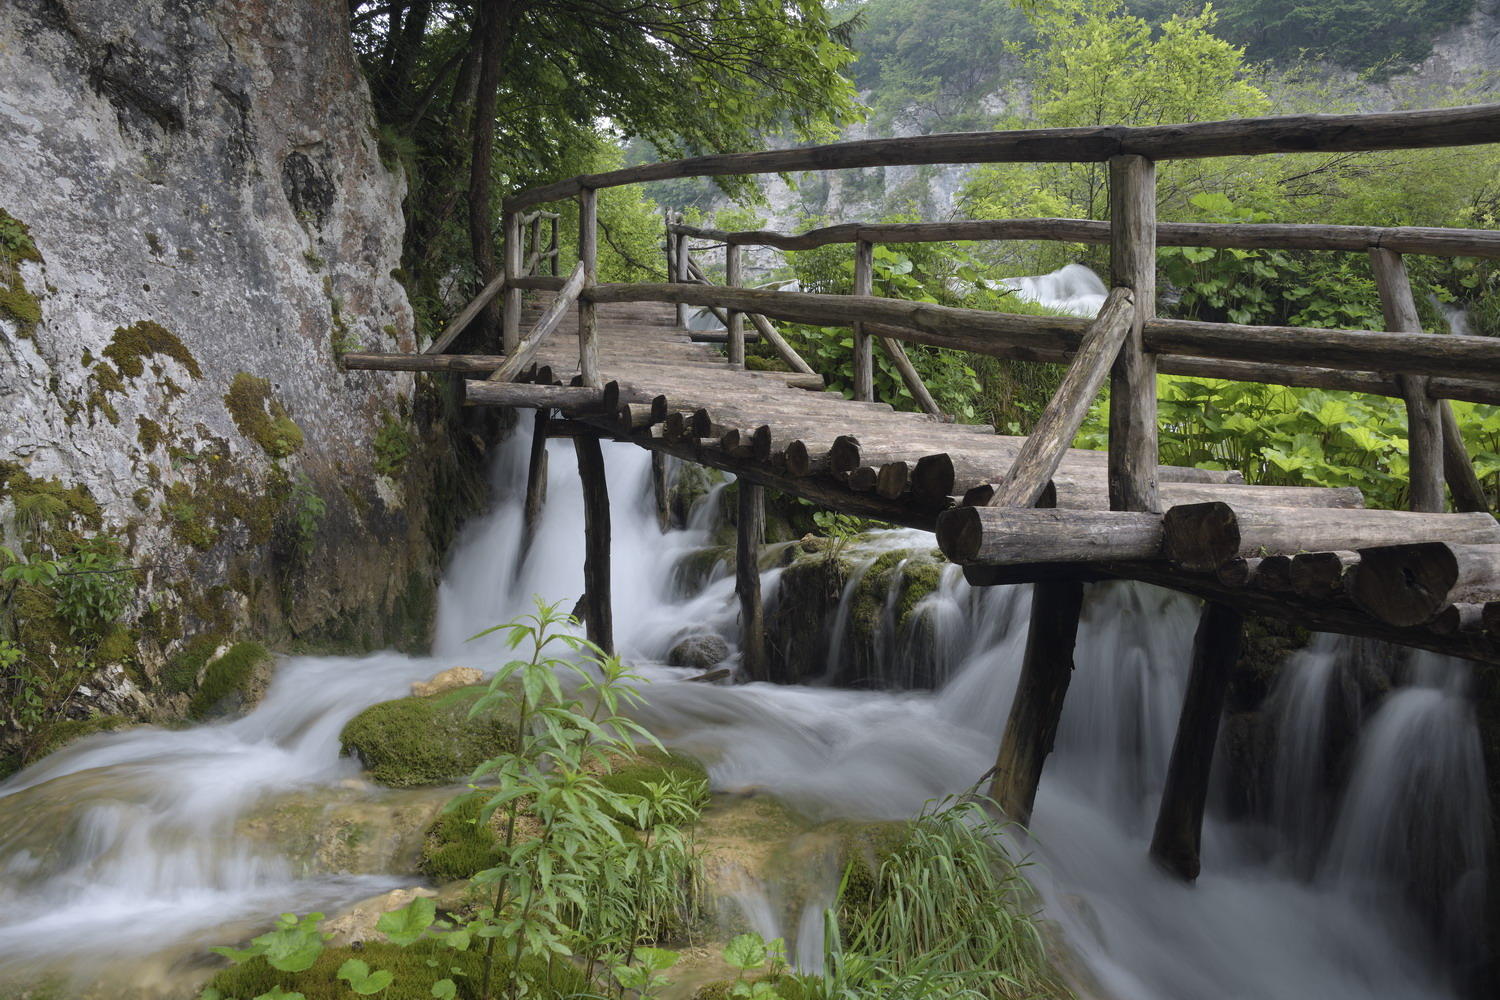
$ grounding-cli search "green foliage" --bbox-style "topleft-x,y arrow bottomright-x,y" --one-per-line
339,685 -> 519,787
225,373 -> 305,459
48,537 -> 132,640
104,321 -> 203,381
0,208 -> 41,264
420,793 -> 504,883
290,476 -> 327,563
374,416 -> 415,478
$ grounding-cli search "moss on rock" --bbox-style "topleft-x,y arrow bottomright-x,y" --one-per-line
187,641 -> 274,719
205,938 -> 589,1000
104,320 -> 202,380
419,792 -> 505,882
598,745 -> 710,827
340,685 -> 518,787
224,371 -> 305,458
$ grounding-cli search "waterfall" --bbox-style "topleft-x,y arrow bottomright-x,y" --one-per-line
0,421 -> 1488,999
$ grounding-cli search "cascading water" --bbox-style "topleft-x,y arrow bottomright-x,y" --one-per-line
0,265 -> 1489,997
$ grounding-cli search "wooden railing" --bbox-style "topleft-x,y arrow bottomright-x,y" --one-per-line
483,104 -> 1500,515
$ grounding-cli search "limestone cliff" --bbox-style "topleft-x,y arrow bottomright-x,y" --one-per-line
0,0 -> 492,731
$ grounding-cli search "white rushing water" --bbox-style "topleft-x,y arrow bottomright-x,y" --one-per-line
0,262 -> 1487,996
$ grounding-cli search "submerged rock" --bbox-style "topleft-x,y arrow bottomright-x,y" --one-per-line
669,632 -> 731,670
339,685 -> 517,787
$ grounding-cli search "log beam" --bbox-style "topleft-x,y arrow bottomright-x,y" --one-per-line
737,482 -> 767,681
1108,154 -> 1159,513
575,434 -> 613,655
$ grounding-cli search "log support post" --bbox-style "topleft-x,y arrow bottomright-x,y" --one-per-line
1370,248 -> 1444,511
577,187 -> 601,388
726,241 -> 745,366
675,216 -> 691,330
852,238 -> 875,402
1108,155 -> 1159,513
520,409 -> 550,566
549,214 -> 560,276
575,434 -> 614,655
1150,601 -> 1243,880
529,213 -> 543,275
988,579 -> 1086,826
502,210 -> 523,353
736,481 -> 767,681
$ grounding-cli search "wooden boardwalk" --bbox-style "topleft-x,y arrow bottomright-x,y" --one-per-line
345,104 -> 1500,886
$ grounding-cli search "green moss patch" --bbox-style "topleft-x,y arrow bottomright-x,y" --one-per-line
373,413 -> 414,478
224,372 -> 304,458
205,938 -> 588,1000
187,641 -> 273,719
340,685 -> 518,787
104,320 -> 202,380
0,209 -> 43,334
0,281 -> 41,328
419,792 -> 505,882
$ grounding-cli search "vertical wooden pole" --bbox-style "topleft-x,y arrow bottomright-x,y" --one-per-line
577,188 -> 601,388
1150,601 -> 1243,881
1369,248 -> 1451,513
675,216 -> 691,330
852,238 -> 875,402
549,215 -> 559,276
529,213 -> 542,275
574,434 -> 613,656
736,481 -> 767,681
725,241 -> 745,366
1440,404 -> 1489,512
519,408 -> 550,567
663,209 -> 675,282
1107,155 -> 1159,513
650,452 -> 672,532
502,210 -> 523,353
987,579 -> 1086,826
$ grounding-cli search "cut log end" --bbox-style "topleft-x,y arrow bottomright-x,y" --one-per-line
1162,502 -> 1242,571
936,506 -> 984,563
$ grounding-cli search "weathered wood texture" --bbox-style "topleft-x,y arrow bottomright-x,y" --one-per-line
1369,248 -> 1443,512
1150,602 -> 1243,881
577,188 -> 601,387
1109,155 -> 1159,512
668,219 -> 1500,258
506,104 -> 1500,210
1350,542 -> 1500,626
502,210 -> 523,352
852,239 -> 875,402
1162,502 -> 1500,571
737,482 -> 767,681
988,579 -> 1086,826
520,409 -> 549,565
575,434 -> 613,654
725,242 -> 745,366
991,288 -> 1134,508
489,262 -> 587,382
937,507 -> 1164,564
427,273 -> 507,355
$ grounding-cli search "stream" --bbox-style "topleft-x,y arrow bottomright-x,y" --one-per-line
0,267 -> 1489,998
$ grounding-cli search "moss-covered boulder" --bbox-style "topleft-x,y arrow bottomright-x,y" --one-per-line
340,685 -> 517,787
184,641 -> 275,719
205,938 -> 589,1000
418,792 -> 506,882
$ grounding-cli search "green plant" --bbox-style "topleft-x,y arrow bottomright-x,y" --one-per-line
373,416 -> 414,479
290,475 -> 326,562
49,537 -> 133,639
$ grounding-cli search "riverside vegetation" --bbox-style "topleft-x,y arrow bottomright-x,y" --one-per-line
203,601 -> 1063,1000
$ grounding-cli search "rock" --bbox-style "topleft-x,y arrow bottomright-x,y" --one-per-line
410,666 -> 484,698
322,887 -> 437,946
668,632 -> 731,670
340,686 -> 517,787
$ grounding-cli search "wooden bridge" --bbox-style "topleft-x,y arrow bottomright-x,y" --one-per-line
345,104 -> 1500,882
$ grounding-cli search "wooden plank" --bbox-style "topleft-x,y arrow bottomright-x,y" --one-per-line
737,482 -> 767,681
988,579 -> 1086,826
1369,248 -> 1443,512
1162,502 -> 1500,571
510,275 -> 568,291
936,507 -> 1164,564
503,210 -> 523,352
992,288 -> 1134,508
489,262 -> 587,382
852,239 -> 875,402
670,219 -> 1500,258
575,434 -> 613,655
578,188 -> 601,388
505,105 -> 1500,211
1109,154 -> 1159,513
1150,602 -> 1243,881
344,352 -> 510,373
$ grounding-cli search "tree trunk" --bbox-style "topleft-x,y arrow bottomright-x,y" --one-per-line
467,0 -> 515,350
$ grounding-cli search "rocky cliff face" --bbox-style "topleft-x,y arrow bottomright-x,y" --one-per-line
0,0 -> 492,734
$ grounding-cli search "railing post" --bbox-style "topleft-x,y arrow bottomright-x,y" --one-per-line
577,187 -> 600,387
725,240 -> 745,366
1369,248 -> 1448,513
675,215 -> 691,330
502,209 -> 523,353
852,238 -> 875,402
549,214 -> 559,277
529,213 -> 543,276
1107,154 -> 1159,513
